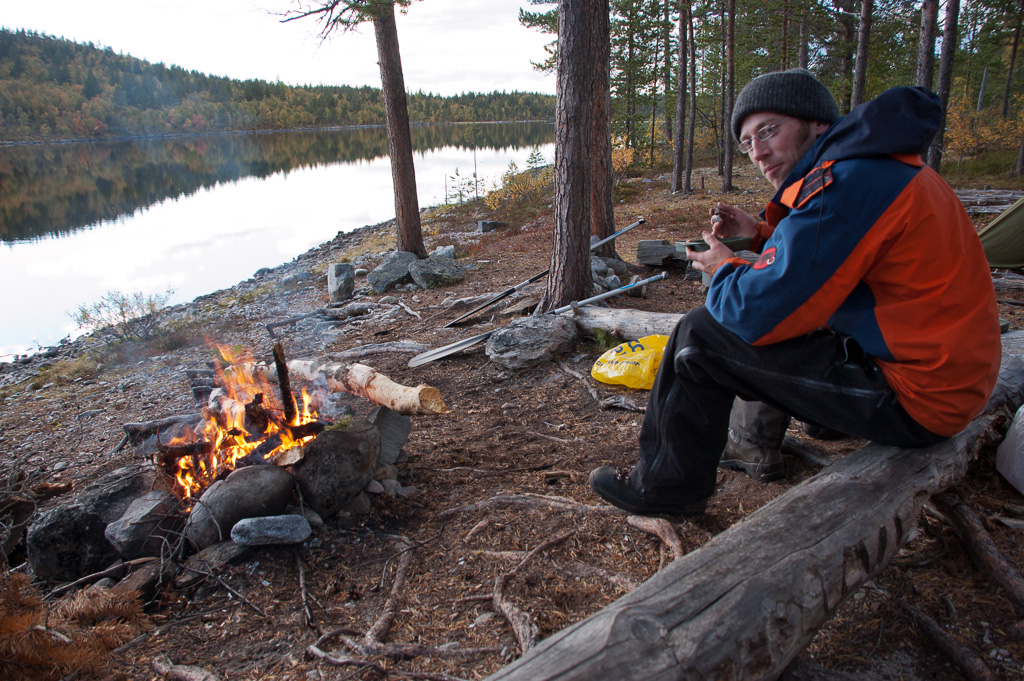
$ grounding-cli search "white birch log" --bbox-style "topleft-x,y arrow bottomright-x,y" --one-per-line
283,360 -> 447,416
486,333 -> 1024,681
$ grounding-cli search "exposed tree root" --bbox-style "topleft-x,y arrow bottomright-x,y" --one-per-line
438,493 -> 623,519
492,531 -> 574,655
627,515 -> 685,565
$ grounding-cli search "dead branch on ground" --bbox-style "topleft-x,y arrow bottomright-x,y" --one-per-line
930,493 -> 1024,615
152,654 -> 221,681
897,600 -> 995,681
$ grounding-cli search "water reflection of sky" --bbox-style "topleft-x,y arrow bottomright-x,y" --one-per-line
0,142 -> 553,359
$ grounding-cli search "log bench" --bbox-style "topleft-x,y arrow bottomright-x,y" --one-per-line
485,330 -> 1024,681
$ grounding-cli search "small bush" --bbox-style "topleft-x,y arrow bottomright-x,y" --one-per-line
70,288 -> 174,342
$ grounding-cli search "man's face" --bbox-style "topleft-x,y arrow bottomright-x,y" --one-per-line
739,112 -> 829,189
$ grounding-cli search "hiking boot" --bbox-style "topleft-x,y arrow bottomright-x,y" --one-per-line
719,399 -> 789,483
719,437 -> 786,483
588,465 -> 708,516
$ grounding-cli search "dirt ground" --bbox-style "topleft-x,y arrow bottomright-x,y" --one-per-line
3,164 -> 1024,681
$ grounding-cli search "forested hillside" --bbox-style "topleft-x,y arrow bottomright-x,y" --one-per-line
0,28 -> 555,142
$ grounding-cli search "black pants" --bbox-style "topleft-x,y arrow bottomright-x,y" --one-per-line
633,306 -> 946,502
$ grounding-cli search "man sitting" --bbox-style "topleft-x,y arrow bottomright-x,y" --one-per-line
589,68 -> 1001,515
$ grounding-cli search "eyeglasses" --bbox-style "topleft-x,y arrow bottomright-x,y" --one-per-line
738,117 -> 790,154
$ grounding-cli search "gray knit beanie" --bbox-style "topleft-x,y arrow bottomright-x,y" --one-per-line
731,68 -> 840,140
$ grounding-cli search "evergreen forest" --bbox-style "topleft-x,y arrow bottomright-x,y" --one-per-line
0,28 -> 556,143
522,0 -> 1024,176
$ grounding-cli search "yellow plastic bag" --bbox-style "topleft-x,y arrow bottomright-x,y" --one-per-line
590,335 -> 669,390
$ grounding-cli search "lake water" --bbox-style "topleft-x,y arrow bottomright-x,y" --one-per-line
0,123 -> 554,359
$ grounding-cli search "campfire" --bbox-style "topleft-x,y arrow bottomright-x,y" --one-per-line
161,342 -> 326,499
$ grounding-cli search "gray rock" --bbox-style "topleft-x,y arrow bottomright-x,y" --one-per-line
327,263 -> 356,302
291,423 -> 380,520
365,480 -> 385,494
183,465 -> 295,552
478,220 -> 509,233
636,239 -> 688,269
176,541 -> 254,589
602,274 -> 622,290
27,464 -> 175,581
431,245 -> 456,259
367,251 -> 419,293
104,489 -> 184,560
230,515 -> 312,546
598,256 -> 630,277
380,479 -> 402,498
368,406 -> 411,466
485,315 -> 579,369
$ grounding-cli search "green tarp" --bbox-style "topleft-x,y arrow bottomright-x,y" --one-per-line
979,195 -> 1024,270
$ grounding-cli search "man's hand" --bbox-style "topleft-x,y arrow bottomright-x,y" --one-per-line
686,231 -> 736,273
710,202 -> 758,239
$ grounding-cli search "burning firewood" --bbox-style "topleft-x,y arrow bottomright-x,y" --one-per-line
279,360 -> 447,416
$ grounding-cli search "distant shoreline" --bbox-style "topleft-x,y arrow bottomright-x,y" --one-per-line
0,119 -> 555,148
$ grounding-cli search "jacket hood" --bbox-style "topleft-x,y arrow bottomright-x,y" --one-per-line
773,87 -> 941,201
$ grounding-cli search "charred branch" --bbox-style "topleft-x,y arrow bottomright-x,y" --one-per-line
272,342 -> 298,426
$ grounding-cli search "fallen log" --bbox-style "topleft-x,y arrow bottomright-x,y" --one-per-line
485,333 -> 1024,681
282,360 -> 447,416
570,307 -> 683,341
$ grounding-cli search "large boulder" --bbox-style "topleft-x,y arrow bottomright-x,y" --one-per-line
183,465 -> 295,552
409,255 -> 466,289
485,315 -> 579,370
26,464 -> 175,582
367,251 -> 419,293
292,423 -> 380,520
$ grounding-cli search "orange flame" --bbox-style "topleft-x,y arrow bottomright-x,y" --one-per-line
171,343 -> 319,498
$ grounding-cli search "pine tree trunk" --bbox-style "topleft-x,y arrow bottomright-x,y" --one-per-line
851,0 -> 873,108
663,0 -> 674,144
722,0 -> 735,192
917,0 -> 938,89
373,4 -> 425,257
799,16 -> 809,69
649,33 -> 659,168
1017,126 -> 1024,176
591,2 -> 616,258
835,0 -> 857,114
1004,7 -> 1022,119
544,0 -> 603,311
671,2 -> 688,194
685,7 -> 697,194
928,0 -> 960,172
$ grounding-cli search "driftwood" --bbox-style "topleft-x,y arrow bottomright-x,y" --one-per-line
283,360 -> 447,416
485,334 -> 1024,681
570,307 -> 683,341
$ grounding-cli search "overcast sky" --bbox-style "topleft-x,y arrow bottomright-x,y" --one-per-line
3,0 -> 556,96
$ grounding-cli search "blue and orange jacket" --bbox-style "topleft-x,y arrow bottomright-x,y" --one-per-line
706,87 -> 1001,436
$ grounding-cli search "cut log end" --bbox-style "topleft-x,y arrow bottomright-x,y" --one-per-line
415,385 -> 447,415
